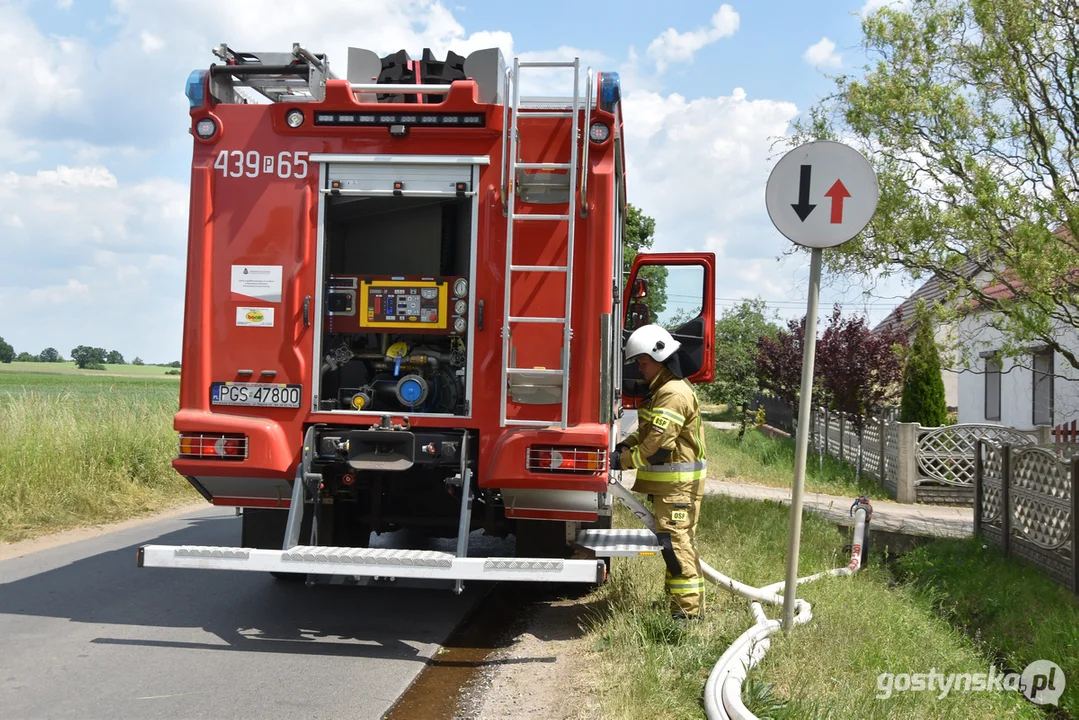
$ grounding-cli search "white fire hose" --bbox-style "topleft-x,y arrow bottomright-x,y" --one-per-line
614,481 -> 872,720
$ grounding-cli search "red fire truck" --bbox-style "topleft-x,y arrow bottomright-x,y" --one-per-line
137,43 -> 715,588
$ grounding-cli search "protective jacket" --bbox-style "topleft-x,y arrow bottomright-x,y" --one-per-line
617,367 -> 707,496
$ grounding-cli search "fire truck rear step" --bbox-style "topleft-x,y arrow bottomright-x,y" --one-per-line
137,545 -> 605,583
574,529 -> 662,557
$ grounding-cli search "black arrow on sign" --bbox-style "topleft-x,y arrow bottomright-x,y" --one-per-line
791,164 -> 816,222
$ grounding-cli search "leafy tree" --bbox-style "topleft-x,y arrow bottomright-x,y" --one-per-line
106,350 -> 125,365
623,204 -> 668,325
71,346 -> 107,369
39,347 -> 61,363
900,316 -> 949,427
755,315 -> 819,422
15,352 -> 36,362
0,337 -> 14,364
702,299 -> 781,432
816,305 -> 908,476
167,360 -> 182,368
793,0 -> 1079,374
132,356 -> 144,366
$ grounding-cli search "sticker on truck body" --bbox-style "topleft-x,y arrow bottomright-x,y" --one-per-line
231,266 -> 282,303
236,307 -> 274,327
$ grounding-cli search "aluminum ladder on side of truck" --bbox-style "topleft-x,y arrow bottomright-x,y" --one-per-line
498,58 -> 585,430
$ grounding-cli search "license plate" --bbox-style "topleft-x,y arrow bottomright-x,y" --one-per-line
211,382 -> 302,408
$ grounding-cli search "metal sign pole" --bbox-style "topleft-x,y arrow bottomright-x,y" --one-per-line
764,140 -> 878,633
781,247 -> 822,632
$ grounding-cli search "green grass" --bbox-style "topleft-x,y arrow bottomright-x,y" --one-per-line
0,361 -> 180,378
894,537 -> 1079,715
584,497 -> 1045,719
701,403 -> 742,423
0,372 -> 194,542
706,426 -> 892,500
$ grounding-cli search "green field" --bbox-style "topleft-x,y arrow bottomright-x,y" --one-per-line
0,371 -> 195,542
0,361 -> 181,379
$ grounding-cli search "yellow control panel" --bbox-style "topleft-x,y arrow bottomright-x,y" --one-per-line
359,279 -> 449,331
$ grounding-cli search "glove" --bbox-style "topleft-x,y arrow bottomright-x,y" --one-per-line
615,442 -> 629,454
610,451 -> 623,471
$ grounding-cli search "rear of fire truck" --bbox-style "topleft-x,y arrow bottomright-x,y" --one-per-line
137,43 -> 715,588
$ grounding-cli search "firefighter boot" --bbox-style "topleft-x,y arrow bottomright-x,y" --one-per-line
654,485 -> 705,618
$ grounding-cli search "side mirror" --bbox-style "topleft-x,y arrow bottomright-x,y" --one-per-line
631,278 -> 649,299
627,302 -> 651,331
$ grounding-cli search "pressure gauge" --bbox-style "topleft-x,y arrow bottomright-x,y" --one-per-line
453,278 -> 468,298
454,317 -> 467,333
455,299 -> 467,315
421,287 -> 438,300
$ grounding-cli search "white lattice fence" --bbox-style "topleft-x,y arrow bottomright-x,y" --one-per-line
1012,448 -> 1073,551
917,425 -> 1037,488
861,419 -> 882,479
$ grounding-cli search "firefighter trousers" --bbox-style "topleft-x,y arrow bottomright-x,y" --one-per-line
653,483 -> 705,617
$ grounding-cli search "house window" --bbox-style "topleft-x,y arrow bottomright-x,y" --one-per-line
984,355 -> 1001,421
1032,349 -> 1054,426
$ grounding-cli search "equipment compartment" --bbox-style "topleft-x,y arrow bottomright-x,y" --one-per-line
317,194 -> 474,416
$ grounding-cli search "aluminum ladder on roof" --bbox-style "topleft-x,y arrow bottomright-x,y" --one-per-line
499,58 -> 584,430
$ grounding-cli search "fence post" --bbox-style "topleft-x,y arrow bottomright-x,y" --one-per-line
1001,444 -> 1012,557
824,409 -> 830,458
896,422 -> 918,504
1071,455 -> 1079,595
839,413 -> 846,462
878,415 -> 886,481
973,439 -> 983,536
1035,425 -> 1052,444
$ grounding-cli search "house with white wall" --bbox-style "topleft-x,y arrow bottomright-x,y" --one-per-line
955,313 -> 1079,430
873,269 -> 972,410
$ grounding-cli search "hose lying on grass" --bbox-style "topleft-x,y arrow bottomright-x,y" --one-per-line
613,482 -> 872,720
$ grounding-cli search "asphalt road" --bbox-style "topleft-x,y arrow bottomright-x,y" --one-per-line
0,412 -> 637,720
0,507 -> 490,720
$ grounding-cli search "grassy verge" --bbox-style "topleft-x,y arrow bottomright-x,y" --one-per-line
701,403 -> 742,424
707,425 -> 892,500
0,373 -> 194,542
584,497 -> 1045,719
894,537 -> 1079,714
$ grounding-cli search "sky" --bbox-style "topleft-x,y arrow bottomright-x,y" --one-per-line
0,0 -> 915,363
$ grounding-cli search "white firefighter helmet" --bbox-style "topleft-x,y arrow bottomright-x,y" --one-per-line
624,324 -> 680,364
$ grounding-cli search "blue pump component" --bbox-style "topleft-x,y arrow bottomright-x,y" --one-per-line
599,72 -> 621,112
186,70 -> 207,109
399,378 -> 424,404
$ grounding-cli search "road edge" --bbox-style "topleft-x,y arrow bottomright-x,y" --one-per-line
0,500 -> 210,561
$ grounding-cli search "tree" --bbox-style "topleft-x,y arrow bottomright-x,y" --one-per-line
106,350 -> 125,365
816,305 -> 908,476
0,337 -> 13,364
755,316 -> 817,421
167,360 -> 182,368
132,356 -> 144,366
15,352 -> 36,362
900,316 -> 949,427
792,0 -> 1079,375
71,346 -> 107,369
702,299 -> 781,428
623,204 -> 668,324
39,347 -> 61,363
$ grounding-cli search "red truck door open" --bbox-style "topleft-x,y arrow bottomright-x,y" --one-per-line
622,252 -> 715,407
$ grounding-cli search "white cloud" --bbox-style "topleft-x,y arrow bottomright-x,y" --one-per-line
57,0 -> 73,9
804,37 -> 841,68
861,0 -> 911,15
647,4 -> 740,72
0,1 -> 880,358
140,32 -> 164,53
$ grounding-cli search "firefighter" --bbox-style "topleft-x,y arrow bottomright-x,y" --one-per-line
611,324 -> 707,621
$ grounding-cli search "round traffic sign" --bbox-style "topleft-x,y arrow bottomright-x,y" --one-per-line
765,140 -> 879,249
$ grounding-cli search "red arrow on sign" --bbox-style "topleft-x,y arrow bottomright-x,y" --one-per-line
824,179 -> 851,224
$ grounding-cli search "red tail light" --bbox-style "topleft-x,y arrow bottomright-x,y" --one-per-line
178,434 -> 248,461
526,446 -> 605,474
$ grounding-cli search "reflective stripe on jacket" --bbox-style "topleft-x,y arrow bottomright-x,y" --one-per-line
618,367 -> 707,495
